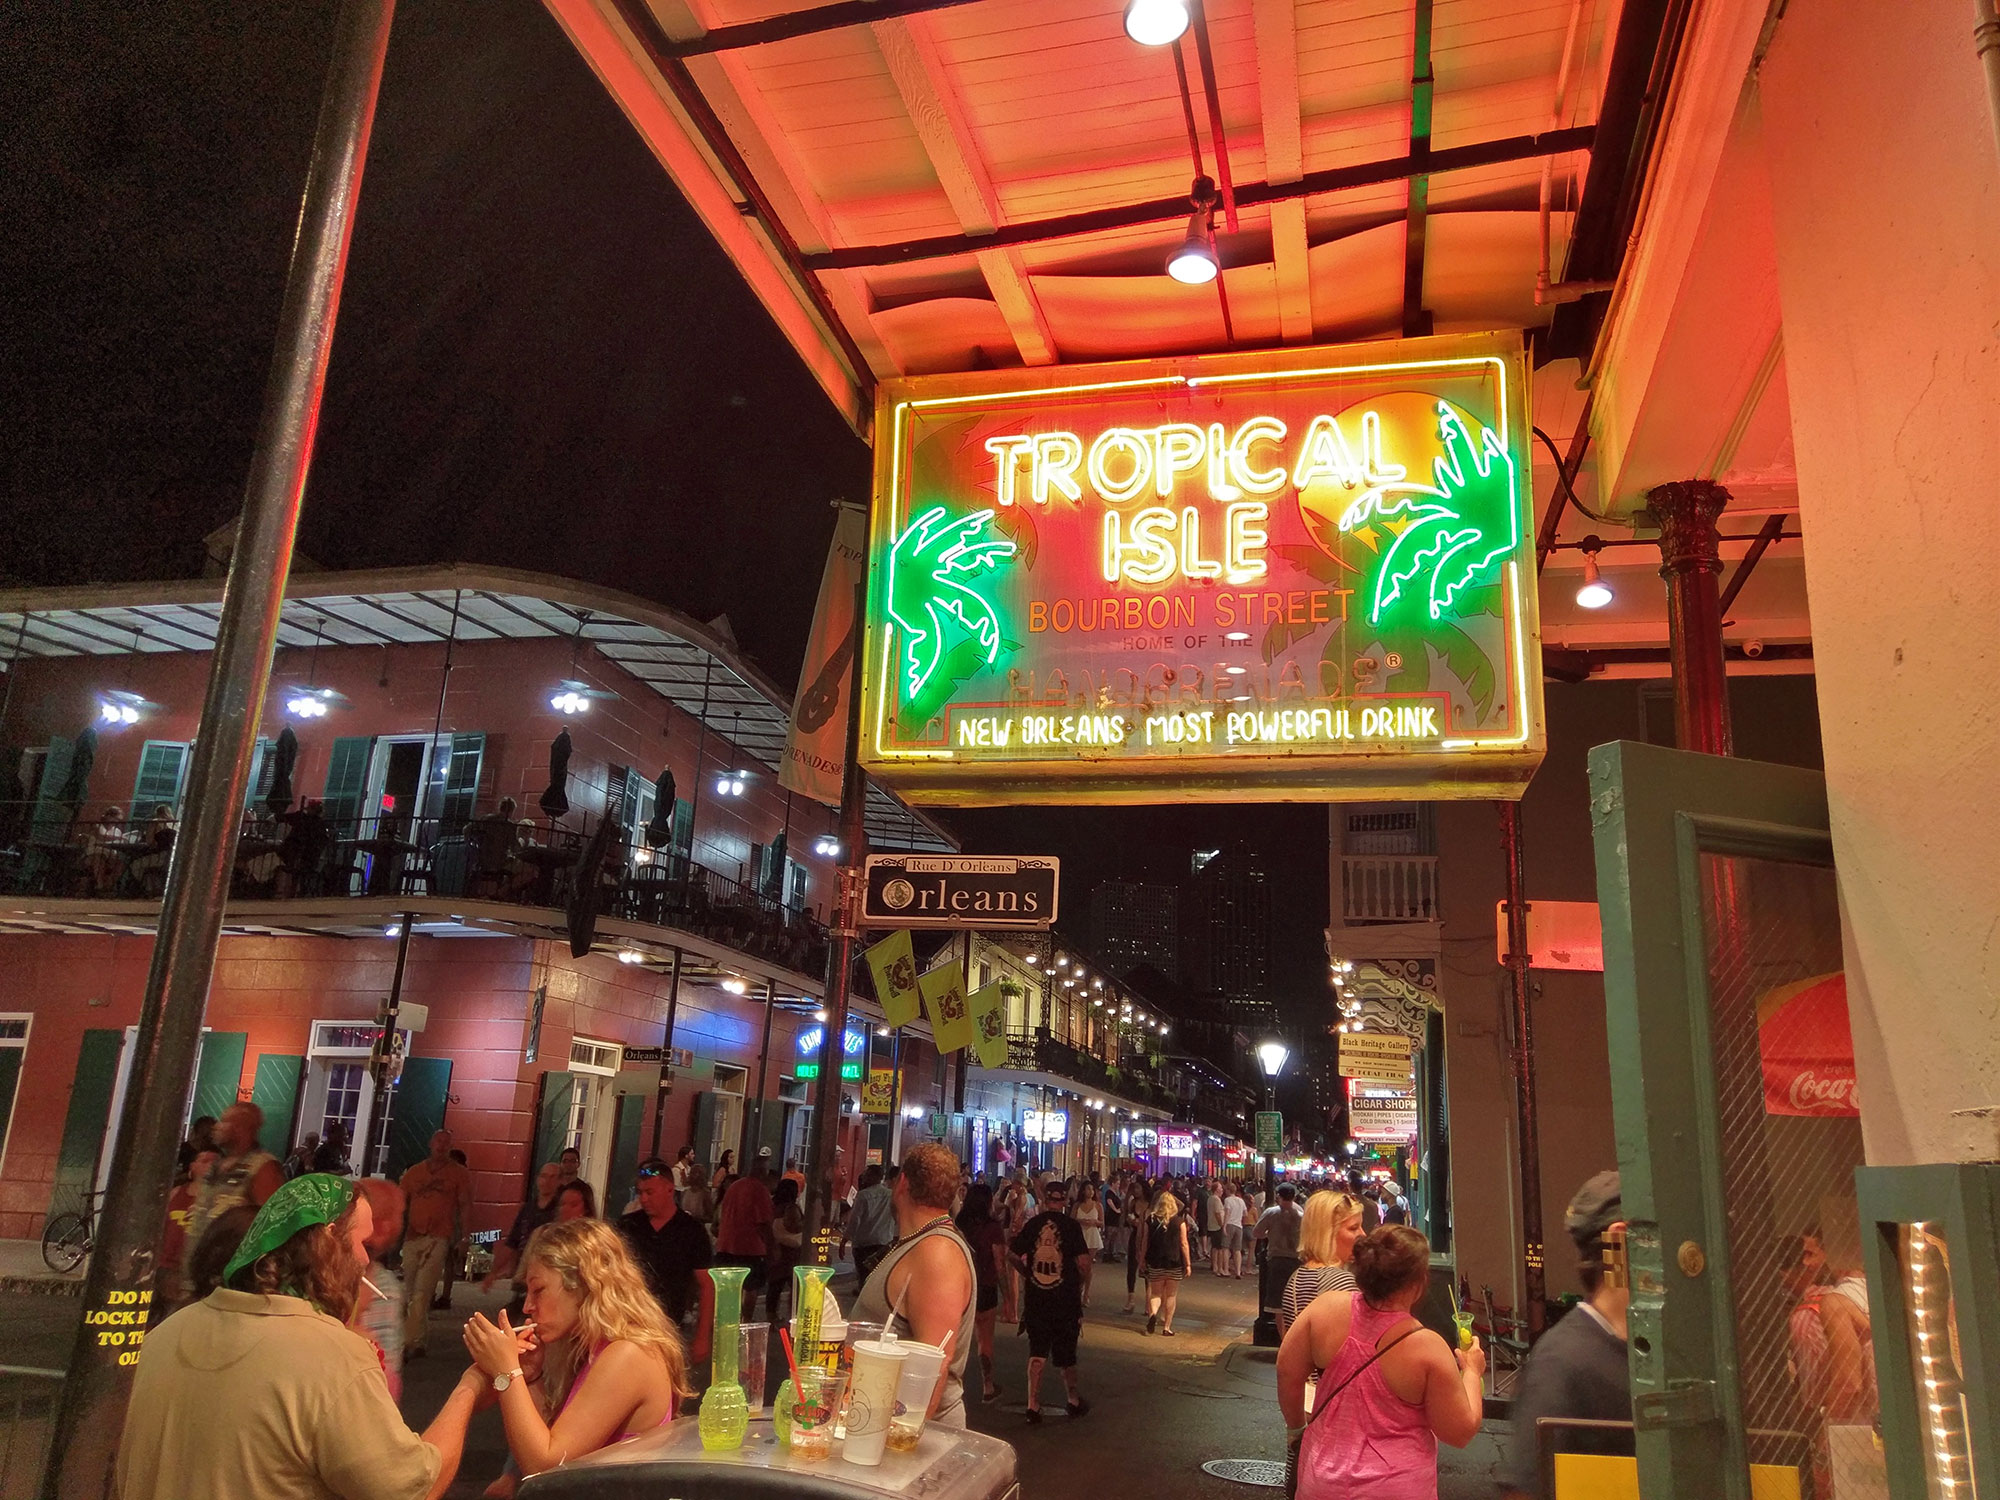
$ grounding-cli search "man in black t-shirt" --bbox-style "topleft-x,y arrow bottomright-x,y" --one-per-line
1008,1178 -> 1093,1422
618,1157 -> 714,1327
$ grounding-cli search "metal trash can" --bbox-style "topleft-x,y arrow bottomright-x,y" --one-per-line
519,1418 -> 1019,1500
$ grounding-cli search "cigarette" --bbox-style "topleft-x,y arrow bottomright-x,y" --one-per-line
362,1277 -> 387,1299
516,1322 -> 538,1335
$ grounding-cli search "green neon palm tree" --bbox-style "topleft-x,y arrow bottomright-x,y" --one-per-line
1339,400 -> 1517,626
886,505 -> 1017,722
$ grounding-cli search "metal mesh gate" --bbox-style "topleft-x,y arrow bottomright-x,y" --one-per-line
1698,853 -> 1883,1496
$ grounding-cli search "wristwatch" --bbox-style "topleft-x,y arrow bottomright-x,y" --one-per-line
493,1369 -> 523,1393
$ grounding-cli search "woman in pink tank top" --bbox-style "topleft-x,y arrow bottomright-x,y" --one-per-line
1275,1226 -> 1487,1500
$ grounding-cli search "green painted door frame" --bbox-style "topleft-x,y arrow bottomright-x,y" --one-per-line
1589,739 -> 1833,1500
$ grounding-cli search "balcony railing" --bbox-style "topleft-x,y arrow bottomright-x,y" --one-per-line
1339,854 -> 1440,922
0,802 -> 829,976
1004,1029 -> 1177,1111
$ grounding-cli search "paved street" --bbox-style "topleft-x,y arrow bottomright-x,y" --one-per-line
2,1262 -> 1512,1499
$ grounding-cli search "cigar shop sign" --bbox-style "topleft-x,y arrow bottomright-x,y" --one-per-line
859,333 -> 1544,804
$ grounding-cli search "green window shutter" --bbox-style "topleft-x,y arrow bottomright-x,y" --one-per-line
244,737 -> 276,809
440,732 -> 485,833
190,1032 -> 248,1123
692,1088 -> 719,1165
534,1071 -> 577,1171
31,735 -> 76,843
129,740 -> 188,815
618,767 -> 644,840
0,1047 -> 22,1168
52,1030 -> 124,1217
605,1094 -> 646,1218
386,1056 -> 454,1182
321,735 -> 373,835
669,797 -> 695,877
758,1101 -> 787,1162
250,1055 -> 305,1156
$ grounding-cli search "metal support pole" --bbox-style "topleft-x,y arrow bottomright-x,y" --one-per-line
1499,798 -> 1546,1339
42,2 -> 395,1491
1647,479 -> 1734,756
804,579 -> 869,1243
361,912 -> 416,1177
651,947 -> 683,1158
885,1028 -> 905,1165
746,978 -> 777,1165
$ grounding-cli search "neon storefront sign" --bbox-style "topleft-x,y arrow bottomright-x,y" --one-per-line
795,1024 -> 866,1081
860,333 -> 1543,803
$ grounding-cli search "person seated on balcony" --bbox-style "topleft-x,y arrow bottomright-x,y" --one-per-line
274,799 -> 332,895
127,802 -> 178,895
470,797 -> 536,897
83,805 -> 129,893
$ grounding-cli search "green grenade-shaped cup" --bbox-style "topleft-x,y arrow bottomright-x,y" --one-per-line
772,1376 -> 797,1446
698,1265 -> 751,1451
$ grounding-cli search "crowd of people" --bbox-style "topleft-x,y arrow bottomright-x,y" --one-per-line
130,1120 -> 1681,1500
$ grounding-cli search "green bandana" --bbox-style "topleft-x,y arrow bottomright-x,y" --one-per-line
222,1173 -> 355,1292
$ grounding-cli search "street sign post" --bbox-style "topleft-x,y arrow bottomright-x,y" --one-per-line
1255,1111 -> 1283,1154
862,854 -> 1058,928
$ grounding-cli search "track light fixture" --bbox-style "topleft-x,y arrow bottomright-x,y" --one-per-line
1576,536 -> 1613,610
1167,175 -> 1220,284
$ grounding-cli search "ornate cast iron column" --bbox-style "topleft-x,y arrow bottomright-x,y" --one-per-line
1648,479 -> 1734,756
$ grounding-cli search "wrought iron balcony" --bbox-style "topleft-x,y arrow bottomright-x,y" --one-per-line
0,801 -> 830,977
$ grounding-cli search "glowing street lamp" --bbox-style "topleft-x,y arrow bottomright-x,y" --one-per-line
1123,0 -> 1190,46
1576,537 -> 1614,610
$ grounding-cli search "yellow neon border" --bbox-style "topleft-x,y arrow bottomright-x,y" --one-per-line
869,350 -> 1536,765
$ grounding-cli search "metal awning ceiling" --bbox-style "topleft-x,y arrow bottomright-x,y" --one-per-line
542,0 -> 1624,430
0,564 -> 956,854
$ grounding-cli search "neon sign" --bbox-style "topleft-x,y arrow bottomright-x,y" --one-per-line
860,334 -> 1543,803
795,1025 -> 866,1081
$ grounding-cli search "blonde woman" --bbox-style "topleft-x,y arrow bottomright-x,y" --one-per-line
1279,1191 -> 1364,1339
1137,1189 -> 1193,1335
462,1218 -> 692,1486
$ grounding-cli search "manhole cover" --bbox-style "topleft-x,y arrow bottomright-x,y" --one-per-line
1201,1459 -> 1287,1488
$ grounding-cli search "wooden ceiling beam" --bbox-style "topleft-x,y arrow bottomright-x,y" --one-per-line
803,126 -> 1596,271
1250,0 -> 1311,343
1401,0 -> 1435,338
872,14 -> 1057,365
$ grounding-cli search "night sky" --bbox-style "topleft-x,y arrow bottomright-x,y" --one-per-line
0,0 -> 1329,1001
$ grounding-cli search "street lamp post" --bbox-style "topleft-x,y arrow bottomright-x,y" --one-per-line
1252,1038 -> 1289,1345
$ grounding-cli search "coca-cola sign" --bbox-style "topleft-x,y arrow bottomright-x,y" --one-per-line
1757,972 -> 1859,1118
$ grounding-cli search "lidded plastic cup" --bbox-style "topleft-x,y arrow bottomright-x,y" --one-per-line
840,1339 -> 909,1466
887,1340 -> 948,1451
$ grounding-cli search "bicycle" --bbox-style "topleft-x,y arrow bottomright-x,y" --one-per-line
41,1190 -> 100,1274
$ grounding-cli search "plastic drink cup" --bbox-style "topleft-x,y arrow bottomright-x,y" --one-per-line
789,1368 -> 843,1462
831,1321 -> 882,1436
738,1322 -> 770,1416
886,1341 -> 948,1452
840,1339 -> 909,1467
1453,1312 -> 1475,1350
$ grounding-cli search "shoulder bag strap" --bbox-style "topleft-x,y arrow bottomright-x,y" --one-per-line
1305,1320 -> 1423,1430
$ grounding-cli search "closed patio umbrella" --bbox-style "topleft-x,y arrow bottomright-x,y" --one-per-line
643,767 -> 675,847
539,729 -> 572,820
56,727 -> 96,813
265,725 -> 298,813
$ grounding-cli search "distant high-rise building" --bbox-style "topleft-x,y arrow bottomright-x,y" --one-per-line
1088,881 -> 1179,981
1182,842 -> 1272,1020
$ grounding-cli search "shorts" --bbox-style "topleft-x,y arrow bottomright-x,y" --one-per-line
715,1251 -> 767,1292
1024,1305 -> 1081,1367
1224,1225 -> 1244,1251
977,1283 -> 1000,1314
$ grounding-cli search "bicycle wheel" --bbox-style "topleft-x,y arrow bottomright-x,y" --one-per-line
42,1211 -> 91,1273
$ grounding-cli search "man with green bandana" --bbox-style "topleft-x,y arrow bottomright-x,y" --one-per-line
117,1174 -> 486,1500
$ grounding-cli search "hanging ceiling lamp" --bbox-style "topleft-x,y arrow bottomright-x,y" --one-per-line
1167,175 -> 1220,284
1124,0 -> 1190,46
1576,536 -> 1614,609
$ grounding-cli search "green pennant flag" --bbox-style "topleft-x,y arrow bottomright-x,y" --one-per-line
865,930 -> 922,1028
969,981 -> 1009,1069
921,957 -> 976,1054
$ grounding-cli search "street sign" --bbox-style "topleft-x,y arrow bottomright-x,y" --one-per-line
1255,1111 -> 1283,1154
862,854 -> 1058,928
1350,1094 -> 1419,1142
1339,1031 -> 1415,1083
858,333 -> 1544,806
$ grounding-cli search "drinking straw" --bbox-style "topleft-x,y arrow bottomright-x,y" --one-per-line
779,1325 -> 803,1389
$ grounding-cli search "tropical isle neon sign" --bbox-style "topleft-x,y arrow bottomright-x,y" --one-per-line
860,333 -> 1545,804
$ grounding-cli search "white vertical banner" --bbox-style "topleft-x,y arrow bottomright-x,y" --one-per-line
781,504 -> 867,806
